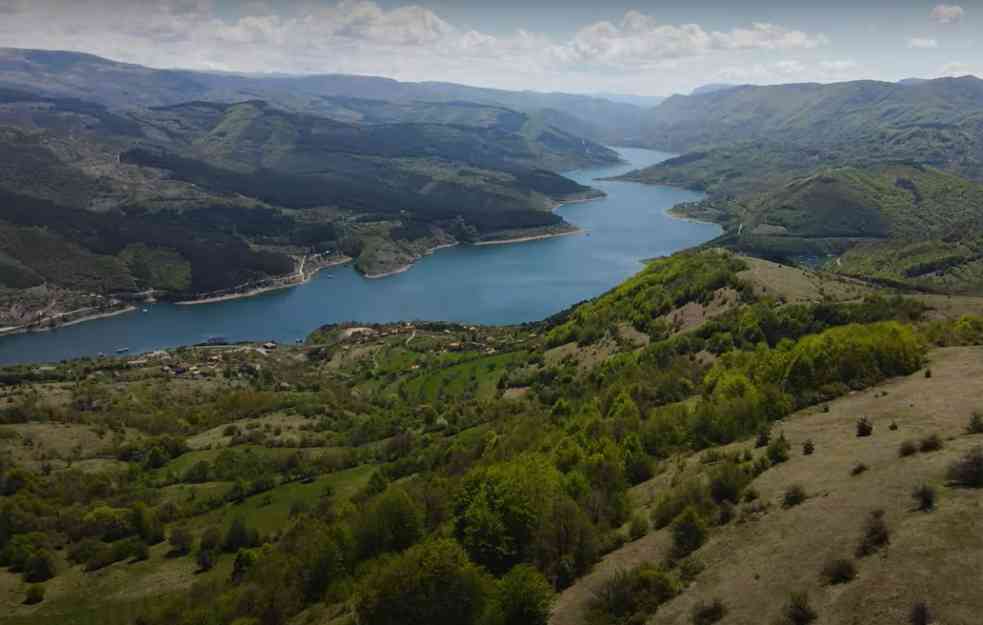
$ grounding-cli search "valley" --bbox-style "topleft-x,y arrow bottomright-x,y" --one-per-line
3,8 -> 983,625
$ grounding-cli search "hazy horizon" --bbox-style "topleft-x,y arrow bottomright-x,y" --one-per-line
0,1 -> 979,97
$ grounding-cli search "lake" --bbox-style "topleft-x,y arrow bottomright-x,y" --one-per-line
0,148 -> 719,365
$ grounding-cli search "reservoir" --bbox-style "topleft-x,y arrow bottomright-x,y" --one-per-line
0,148 -> 719,365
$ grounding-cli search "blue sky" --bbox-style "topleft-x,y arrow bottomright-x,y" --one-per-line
0,1 -> 979,96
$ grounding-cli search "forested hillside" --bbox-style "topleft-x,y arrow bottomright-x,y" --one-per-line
0,85 -> 612,323
3,249 -> 982,625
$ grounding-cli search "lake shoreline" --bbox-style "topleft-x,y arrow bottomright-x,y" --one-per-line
174,256 -> 353,306
0,305 -> 139,338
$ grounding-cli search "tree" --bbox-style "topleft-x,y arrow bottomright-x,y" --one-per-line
490,564 -> 554,625
196,547 -> 215,572
199,526 -> 222,554
356,487 -> 423,560
231,548 -> 258,583
169,525 -> 193,555
453,456 -> 565,575
353,539 -> 490,625
224,517 -> 258,553
23,550 -> 55,583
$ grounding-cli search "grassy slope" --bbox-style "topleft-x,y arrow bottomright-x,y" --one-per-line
554,345 -> 983,625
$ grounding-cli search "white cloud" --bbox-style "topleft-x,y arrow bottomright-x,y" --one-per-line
908,37 -> 939,49
939,61 -> 979,76
0,2 -> 832,94
931,4 -> 965,24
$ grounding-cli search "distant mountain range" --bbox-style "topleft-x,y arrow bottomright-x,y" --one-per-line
617,75 -> 983,292
0,47 -> 647,146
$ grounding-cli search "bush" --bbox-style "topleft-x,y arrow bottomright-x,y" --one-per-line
169,526 -> 193,555
755,428 -> 770,448
589,563 -> 677,625
493,564 -> 554,625
629,514 -> 649,541
691,598 -> 726,625
196,548 -> 215,572
912,485 -> 936,511
909,601 -> 931,625
766,433 -> 790,465
850,462 -> 869,476
919,434 -> 943,453
856,510 -> 890,557
23,551 -> 55,583
778,592 -> 817,625
23,584 -> 45,605
889,420 -> 899,431
967,412 -> 983,434
924,368 -> 932,379
671,507 -> 707,560
946,446 -> 983,487
782,485 -> 807,509
899,440 -> 918,457
820,558 -> 856,585
802,439 -> 814,456
223,517 -> 259,553
856,417 -> 873,438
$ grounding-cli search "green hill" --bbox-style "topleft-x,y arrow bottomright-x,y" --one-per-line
3,250 -> 982,625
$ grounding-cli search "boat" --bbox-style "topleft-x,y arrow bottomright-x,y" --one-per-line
115,348 -> 130,354
142,308 -> 149,313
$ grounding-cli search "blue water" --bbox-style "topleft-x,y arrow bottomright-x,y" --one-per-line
0,148 -> 718,365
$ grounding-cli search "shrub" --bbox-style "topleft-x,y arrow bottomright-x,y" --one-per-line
494,564 -> 554,625
671,507 -> 707,560
856,417 -> 873,438
199,526 -> 222,553
589,563 -> 677,625
766,433 -> 790,465
223,517 -> 259,553
850,463 -> 869,476
802,439 -> 814,456
778,592 -> 817,625
919,434 -> 943,453
629,514 -> 649,541
196,548 -> 215,572
23,584 -> 45,605
708,462 -> 748,504
755,428 -> 770,448
717,501 -> 735,526
946,446 -> 983,487
889,420 -> 899,431
168,526 -> 193,555
967,412 -> 983,434
820,558 -> 856,585
909,601 -> 931,625
924,368 -> 932,379
23,551 -> 55,583
912,485 -> 936,512
899,440 -> 918,457
856,510 -> 889,557
691,598 -> 726,625
782,485 -> 807,509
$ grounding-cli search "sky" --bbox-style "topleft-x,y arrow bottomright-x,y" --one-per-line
0,0 -> 979,96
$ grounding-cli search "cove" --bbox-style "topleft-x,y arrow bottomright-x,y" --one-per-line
0,148 -> 719,365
